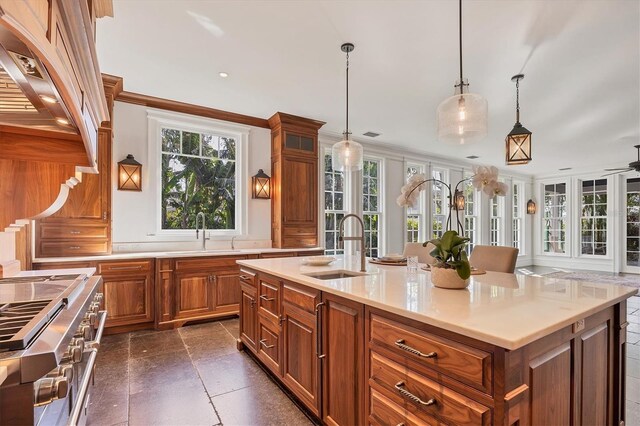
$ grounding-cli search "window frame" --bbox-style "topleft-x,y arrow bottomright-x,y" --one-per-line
512,180 -> 525,255
540,180 -> 570,256
321,147 -> 349,255
147,110 -> 248,238
405,162 -> 426,244
577,177 -> 610,259
430,167 -> 449,240
362,156 -> 384,258
489,193 -> 505,246
463,173 -> 480,253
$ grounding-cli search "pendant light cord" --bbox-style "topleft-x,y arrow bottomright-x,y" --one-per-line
345,49 -> 350,137
459,0 -> 463,83
515,78 -> 520,123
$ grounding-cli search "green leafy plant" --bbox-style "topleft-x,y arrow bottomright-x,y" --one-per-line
426,230 -> 471,280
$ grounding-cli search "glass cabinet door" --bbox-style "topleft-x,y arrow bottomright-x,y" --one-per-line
624,177 -> 640,272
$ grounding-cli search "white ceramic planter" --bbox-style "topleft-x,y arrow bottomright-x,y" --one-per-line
430,266 -> 470,289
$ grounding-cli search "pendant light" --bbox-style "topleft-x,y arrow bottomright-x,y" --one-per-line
436,0 -> 488,145
332,43 -> 363,172
505,74 -> 532,165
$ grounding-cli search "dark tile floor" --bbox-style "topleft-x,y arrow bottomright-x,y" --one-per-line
88,298 -> 640,426
86,318 -> 313,426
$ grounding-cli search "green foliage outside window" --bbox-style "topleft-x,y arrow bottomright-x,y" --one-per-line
161,128 -> 236,230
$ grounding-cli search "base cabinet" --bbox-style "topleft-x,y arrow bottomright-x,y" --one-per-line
238,267 -> 628,426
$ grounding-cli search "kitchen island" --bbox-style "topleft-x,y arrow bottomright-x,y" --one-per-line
236,256 -> 638,426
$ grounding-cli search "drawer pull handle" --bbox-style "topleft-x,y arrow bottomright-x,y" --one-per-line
105,265 -> 143,271
239,275 -> 252,281
259,339 -> 275,349
395,339 -> 437,358
394,381 -> 436,407
259,295 -> 275,302
69,246 -> 81,250
69,230 -> 81,234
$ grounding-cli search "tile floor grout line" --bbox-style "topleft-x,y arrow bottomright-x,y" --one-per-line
178,327 -> 225,426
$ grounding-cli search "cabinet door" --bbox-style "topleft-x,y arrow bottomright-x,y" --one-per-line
213,270 -> 241,311
240,281 -> 257,352
257,315 -> 282,376
322,292 -> 365,426
174,272 -> 213,318
102,274 -> 153,327
282,156 -> 317,225
282,302 -> 321,416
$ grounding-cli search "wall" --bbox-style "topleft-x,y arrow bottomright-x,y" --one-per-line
111,101 -> 272,252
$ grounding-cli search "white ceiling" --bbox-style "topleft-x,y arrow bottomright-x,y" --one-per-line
96,0 -> 640,176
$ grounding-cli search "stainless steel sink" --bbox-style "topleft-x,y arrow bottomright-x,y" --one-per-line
303,270 -> 368,280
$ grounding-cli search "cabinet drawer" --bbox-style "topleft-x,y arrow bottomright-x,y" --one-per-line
239,269 -> 256,286
259,252 -> 296,259
40,240 -> 108,257
98,260 -> 152,275
40,224 -> 108,239
174,256 -> 244,271
283,225 -> 316,237
297,250 -> 325,257
283,281 -> 319,314
257,276 -> 281,322
370,351 -> 491,426
370,313 -> 492,394
257,318 -> 281,375
370,388 -> 442,426
282,236 -> 318,248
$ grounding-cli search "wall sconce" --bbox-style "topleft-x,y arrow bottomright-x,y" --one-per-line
252,169 -> 270,199
527,199 -> 536,214
118,154 -> 142,191
453,189 -> 465,211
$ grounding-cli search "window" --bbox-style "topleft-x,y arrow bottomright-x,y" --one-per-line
324,152 -> 346,255
512,182 -> 524,252
363,159 -> 382,258
431,168 -> 448,239
463,178 -> 479,253
406,164 -> 424,243
161,127 -> 237,230
580,179 -> 607,256
543,183 -> 567,253
626,178 -> 640,266
489,194 -> 503,246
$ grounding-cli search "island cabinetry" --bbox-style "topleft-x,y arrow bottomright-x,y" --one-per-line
256,273 -> 283,374
239,270 -> 258,351
97,259 -> 154,331
155,255 -> 248,330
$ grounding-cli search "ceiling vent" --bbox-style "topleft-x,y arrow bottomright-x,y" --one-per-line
466,155 -> 479,159
559,167 -> 572,171
363,131 -> 380,138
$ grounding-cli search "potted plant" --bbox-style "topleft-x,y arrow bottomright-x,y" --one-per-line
427,230 -> 471,289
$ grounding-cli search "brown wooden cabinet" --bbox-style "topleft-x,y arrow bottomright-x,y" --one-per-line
268,112 -> 324,248
97,259 -> 154,330
239,270 -> 258,351
155,255 -> 247,329
35,75 -> 122,257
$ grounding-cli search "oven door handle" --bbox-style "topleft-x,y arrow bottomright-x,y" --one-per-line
67,348 -> 98,426
85,311 -> 107,351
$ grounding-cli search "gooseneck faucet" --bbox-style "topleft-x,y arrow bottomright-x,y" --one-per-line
195,212 -> 209,250
338,214 -> 367,272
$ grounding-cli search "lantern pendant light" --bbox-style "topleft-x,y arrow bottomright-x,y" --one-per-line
332,42 -> 363,172
506,74 -> 532,165
436,0 -> 488,145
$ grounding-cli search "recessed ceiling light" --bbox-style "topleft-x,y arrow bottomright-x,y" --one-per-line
219,72 -> 229,78
40,95 -> 58,104
56,117 -> 69,125
466,155 -> 479,159
559,167 -> 572,171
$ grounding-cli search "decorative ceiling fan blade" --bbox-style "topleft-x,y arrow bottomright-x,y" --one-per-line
602,168 -> 633,177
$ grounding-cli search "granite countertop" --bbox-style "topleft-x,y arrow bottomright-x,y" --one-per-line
33,247 -> 324,263
236,255 -> 638,350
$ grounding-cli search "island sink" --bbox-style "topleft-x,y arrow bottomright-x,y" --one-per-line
303,270 -> 368,280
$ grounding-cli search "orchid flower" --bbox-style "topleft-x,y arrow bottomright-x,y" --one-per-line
484,181 -> 509,198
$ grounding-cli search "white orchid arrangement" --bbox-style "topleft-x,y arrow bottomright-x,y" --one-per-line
397,165 -> 508,233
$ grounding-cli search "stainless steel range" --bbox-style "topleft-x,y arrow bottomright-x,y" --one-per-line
0,272 -> 105,426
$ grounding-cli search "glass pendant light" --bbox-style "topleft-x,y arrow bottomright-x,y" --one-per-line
505,74 -> 532,165
332,43 -> 363,172
437,0 -> 488,145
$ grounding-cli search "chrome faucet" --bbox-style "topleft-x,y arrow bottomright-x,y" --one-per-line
338,214 -> 367,272
195,212 -> 209,250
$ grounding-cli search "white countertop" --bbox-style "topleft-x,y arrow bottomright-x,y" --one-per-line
33,247 -> 324,263
237,256 -> 639,350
